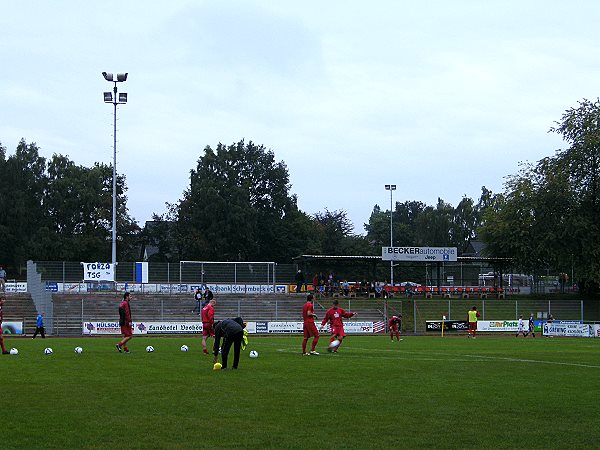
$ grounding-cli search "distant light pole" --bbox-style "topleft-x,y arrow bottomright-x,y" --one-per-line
102,72 -> 128,268
384,184 -> 396,286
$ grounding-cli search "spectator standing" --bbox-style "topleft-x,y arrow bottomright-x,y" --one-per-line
388,315 -> 402,341
204,287 -> 214,305
312,273 -> 319,296
0,266 -> 6,292
192,288 -> 203,315
467,306 -> 480,338
116,292 -> 133,353
213,317 -> 245,370
201,299 -> 216,355
32,312 -> 46,339
302,294 -> 320,355
295,269 -> 305,293
320,299 -> 356,352
0,296 -> 9,354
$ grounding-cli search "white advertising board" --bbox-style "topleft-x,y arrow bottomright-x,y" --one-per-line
477,320 -> 521,332
543,323 -> 591,337
382,246 -> 457,262
81,262 -> 115,282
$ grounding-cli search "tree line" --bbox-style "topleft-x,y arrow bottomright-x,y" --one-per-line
1,99 -> 599,292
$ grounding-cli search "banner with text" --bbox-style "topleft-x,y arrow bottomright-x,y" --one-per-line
81,262 -> 115,282
382,246 -> 457,262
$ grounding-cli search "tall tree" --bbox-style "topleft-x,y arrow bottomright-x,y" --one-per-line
176,140 -> 308,262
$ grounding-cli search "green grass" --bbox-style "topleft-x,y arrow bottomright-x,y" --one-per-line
2,334 -> 600,449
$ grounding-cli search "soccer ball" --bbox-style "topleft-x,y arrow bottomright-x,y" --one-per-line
9,348 -> 18,355
74,346 -> 83,354
213,362 -> 222,371
327,340 -> 341,352
44,347 -> 53,355
249,350 -> 259,358
180,345 -> 189,352
146,345 -> 155,353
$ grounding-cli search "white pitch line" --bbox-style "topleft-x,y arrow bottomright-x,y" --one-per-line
274,346 -> 600,368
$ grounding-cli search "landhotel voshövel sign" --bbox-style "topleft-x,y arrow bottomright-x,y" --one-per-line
382,247 -> 457,262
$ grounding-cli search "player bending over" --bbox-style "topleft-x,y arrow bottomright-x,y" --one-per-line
388,314 -> 402,341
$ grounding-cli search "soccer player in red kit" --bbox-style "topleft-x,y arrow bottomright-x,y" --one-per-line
320,299 -> 356,352
388,314 -> 402,341
302,294 -> 320,355
1,296 -> 9,354
201,299 -> 216,354
116,292 -> 133,353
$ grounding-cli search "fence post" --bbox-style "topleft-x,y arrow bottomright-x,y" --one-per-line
581,300 -> 584,322
548,300 -> 551,317
482,299 -> 485,321
161,299 -> 164,321
515,300 -> 518,319
448,299 -> 451,320
413,300 -> 417,334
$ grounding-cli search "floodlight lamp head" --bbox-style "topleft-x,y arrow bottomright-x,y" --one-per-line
118,92 -> 127,103
104,92 -> 113,103
102,72 -> 114,82
117,73 -> 128,82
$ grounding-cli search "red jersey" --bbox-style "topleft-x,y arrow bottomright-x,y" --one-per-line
388,316 -> 401,328
201,304 -> 215,324
321,307 -> 354,328
118,300 -> 131,324
0,303 -> 3,324
303,301 -> 316,323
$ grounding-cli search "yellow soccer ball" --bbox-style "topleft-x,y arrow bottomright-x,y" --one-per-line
213,362 -> 222,371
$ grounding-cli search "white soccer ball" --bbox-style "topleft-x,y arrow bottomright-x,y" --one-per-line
146,345 -> 154,353
74,346 -> 83,354
249,350 -> 259,358
44,347 -> 53,355
327,339 -> 341,352
9,348 -> 18,355
180,345 -> 189,352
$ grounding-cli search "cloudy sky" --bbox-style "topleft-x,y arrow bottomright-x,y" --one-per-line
1,1 -> 598,234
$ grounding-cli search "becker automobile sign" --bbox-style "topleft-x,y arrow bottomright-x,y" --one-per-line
382,246 -> 457,262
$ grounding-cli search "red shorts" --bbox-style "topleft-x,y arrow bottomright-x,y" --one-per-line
202,323 -> 214,337
469,322 -> 477,332
331,326 -> 346,338
121,324 -> 133,337
303,322 -> 319,338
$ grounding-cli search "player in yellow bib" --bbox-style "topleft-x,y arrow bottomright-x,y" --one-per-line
467,306 -> 480,338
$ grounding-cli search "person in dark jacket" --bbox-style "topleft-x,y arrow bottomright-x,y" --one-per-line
213,317 -> 245,369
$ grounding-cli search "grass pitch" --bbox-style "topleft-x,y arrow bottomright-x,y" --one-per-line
2,334 -> 600,449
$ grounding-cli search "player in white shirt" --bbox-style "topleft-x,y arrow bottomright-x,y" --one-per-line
516,315 -> 526,337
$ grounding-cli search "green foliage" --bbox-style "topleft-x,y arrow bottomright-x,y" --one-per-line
0,139 -> 139,270
481,99 -> 600,293
175,140 -> 317,262
2,336 -> 600,449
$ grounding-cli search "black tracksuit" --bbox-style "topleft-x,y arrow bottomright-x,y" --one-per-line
213,318 -> 244,369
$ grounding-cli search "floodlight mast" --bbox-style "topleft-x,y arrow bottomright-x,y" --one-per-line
385,184 -> 397,286
102,72 -> 128,268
